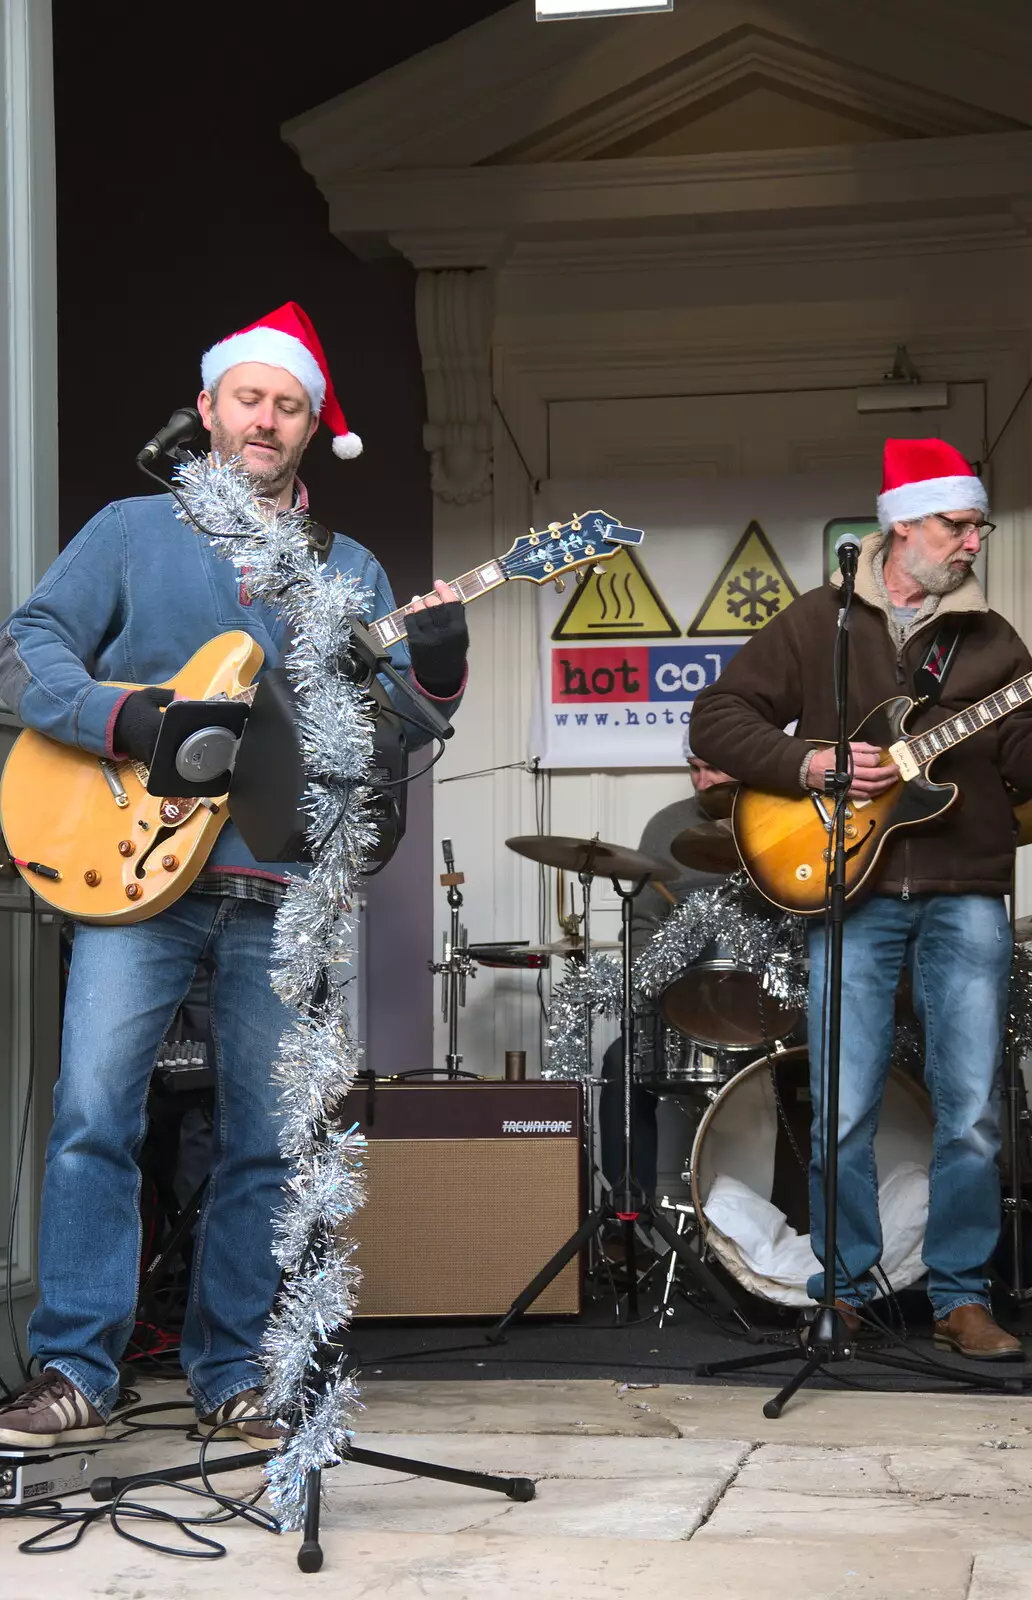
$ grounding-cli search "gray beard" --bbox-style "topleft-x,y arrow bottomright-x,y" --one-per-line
901,545 -> 973,596
209,417 -> 304,501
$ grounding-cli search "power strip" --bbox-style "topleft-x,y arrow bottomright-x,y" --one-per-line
0,1446 -> 102,1506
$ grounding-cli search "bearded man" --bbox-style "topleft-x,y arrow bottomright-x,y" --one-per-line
0,303 -> 468,1447
690,438 -> 1031,1361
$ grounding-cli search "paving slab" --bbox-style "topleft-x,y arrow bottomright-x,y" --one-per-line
699,1486 -> 1030,1546
349,1431 -> 753,1479
638,1384 -> 1032,1446
359,1378 -> 679,1436
969,1541 -> 1032,1599
0,1529 -> 978,1600
320,1473 -> 730,1539
738,1441 -> 1032,1499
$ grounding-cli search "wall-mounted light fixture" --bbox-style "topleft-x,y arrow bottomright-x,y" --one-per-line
855,345 -> 949,414
536,1 -> 674,19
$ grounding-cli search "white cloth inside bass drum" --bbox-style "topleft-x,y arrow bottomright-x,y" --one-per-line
690,1047 -> 934,1307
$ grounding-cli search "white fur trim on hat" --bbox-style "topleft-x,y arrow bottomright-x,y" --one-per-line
876,473 -> 988,532
201,327 -> 326,414
332,431 -> 363,460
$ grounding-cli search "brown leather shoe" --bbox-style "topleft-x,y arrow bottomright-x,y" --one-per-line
933,1304 -> 1024,1362
802,1300 -> 865,1345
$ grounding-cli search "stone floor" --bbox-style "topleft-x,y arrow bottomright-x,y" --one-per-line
3,1376 -> 1032,1598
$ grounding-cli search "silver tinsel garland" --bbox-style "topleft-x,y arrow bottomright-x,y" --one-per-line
543,876 -> 806,1081
541,952 -> 622,1081
174,455 -> 375,1529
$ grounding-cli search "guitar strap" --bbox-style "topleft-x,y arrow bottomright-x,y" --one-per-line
305,517 -> 334,563
911,616 -> 965,708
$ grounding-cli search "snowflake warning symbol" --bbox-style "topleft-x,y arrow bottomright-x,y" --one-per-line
688,520 -> 800,636
725,566 -> 782,626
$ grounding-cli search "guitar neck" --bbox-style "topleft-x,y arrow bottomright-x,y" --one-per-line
367,559 -> 508,651
906,671 -> 1032,765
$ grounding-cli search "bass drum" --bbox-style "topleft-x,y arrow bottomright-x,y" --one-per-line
689,1047 -> 933,1307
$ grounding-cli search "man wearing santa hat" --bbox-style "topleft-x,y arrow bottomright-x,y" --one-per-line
0,304 -> 469,1448
691,438 -> 1032,1360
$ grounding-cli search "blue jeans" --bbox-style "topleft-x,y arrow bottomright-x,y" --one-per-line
806,893 -> 1010,1320
30,896 -> 291,1418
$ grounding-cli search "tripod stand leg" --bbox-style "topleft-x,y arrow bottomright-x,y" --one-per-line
297,1468 -> 323,1573
486,1204 -> 604,1343
762,1349 -> 825,1419
348,1446 -> 535,1499
649,1204 -> 755,1336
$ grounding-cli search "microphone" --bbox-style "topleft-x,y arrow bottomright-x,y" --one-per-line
442,838 -> 455,872
136,407 -> 202,468
835,530 -> 862,582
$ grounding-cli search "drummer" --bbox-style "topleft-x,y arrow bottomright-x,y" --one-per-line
598,732 -> 735,1200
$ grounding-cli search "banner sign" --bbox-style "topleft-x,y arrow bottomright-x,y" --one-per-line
531,473 -> 878,768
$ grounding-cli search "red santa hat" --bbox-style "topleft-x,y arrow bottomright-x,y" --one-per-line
200,301 -> 362,460
876,438 -> 987,532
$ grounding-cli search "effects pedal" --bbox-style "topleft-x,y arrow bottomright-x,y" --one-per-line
0,1445 -> 102,1506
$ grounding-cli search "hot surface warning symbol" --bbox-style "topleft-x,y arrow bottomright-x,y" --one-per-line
551,546 -> 680,641
688,520 -> 800,636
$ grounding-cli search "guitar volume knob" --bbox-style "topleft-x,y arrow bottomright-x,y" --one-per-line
84,870 -> 100,887
125,883 -> 142,901
161,855 -> 179,872
117,839 -> 136,857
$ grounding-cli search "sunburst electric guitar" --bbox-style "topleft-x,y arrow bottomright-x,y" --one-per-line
733,674 -> 1032,914
1,510 -> 644,924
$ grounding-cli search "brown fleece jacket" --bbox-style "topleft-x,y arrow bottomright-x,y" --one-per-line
689,534 -> 1032,898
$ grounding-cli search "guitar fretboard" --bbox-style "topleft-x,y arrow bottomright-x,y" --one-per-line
368,560 -> 507,650
906,672 -> 1032,765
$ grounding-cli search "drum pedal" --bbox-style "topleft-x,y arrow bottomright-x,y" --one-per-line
0,1445 -> 102,1506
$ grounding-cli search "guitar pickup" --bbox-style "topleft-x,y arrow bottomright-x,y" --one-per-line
888,740 -> 919,781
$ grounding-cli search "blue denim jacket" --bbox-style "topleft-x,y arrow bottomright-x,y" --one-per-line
0,492 -> 460,876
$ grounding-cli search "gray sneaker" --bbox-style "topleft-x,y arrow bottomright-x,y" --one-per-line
198,1388 -> 286,1452
0,1369 -> 107,1448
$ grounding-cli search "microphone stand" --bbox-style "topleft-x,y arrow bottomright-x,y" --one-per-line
695,548 -> 1020,1409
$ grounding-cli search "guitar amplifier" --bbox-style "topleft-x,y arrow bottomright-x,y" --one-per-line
336,1080 -> 584,1318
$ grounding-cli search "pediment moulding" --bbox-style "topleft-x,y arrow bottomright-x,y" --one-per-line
283,1 -> 1032,178
318,131 -> 1032,256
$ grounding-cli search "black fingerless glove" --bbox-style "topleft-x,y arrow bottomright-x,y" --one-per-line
113,687 -> 175,762
405,602 -> 469,699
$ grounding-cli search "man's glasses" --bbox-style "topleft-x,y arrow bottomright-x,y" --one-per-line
931,512 -> 995,540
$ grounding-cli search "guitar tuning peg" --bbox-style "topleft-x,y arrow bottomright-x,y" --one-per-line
553,577 -> 566,594
593,564 -> 606,575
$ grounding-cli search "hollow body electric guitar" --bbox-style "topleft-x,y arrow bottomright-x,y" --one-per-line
733,674 -> 1032,915
1,510 -> 644,924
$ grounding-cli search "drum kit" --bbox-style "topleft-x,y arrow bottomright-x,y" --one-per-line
502,813 -> 937,1315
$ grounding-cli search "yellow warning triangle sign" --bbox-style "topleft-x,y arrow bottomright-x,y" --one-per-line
551,546 -> 680,641
688,520 -> 800,637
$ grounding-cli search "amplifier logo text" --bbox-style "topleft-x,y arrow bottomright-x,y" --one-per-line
502,1119 -> 574,1134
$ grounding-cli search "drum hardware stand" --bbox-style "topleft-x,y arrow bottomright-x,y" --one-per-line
694,543 -> 1020,1410
487,873 -> 755,1344
657,1198 -> 697,1328
429,838 -> 477,1079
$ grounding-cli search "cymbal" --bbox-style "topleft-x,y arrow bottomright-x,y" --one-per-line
669,818 -> 740,874
696,783 -> 737,821
506,834 -> 677,883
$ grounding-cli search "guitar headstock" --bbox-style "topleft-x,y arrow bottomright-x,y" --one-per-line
499,510 -> 645,585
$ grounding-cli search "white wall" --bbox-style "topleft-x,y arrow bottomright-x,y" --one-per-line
433,236 -> 1032,1077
